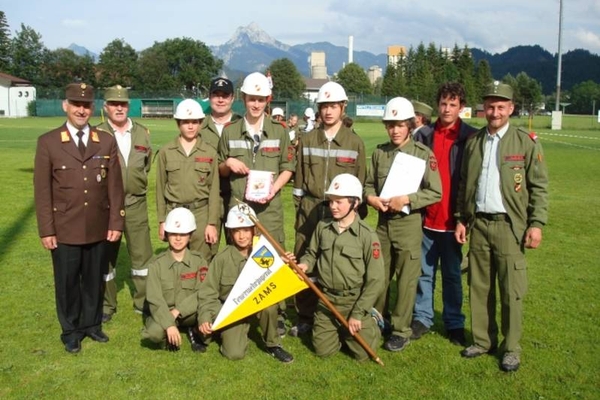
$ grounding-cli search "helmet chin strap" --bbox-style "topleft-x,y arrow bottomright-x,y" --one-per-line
334,198 -> 358,222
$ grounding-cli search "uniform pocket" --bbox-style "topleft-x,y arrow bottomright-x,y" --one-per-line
194,165 -> 211,186
512,259 -> 528,300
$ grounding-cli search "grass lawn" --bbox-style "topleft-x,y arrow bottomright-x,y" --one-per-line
0,115 -> 598,399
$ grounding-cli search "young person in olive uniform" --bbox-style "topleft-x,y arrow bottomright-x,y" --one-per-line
455,82 -> 549,372
156,99 -> 220,262
96,85 -> 153,320
217,72 -> 295,247
142,208 -> 208,352
218,73 -> 295,337
34,83 -> 125,353
197,204 -> 294,363
199,77 -> 242,252
291,81 -> 367,337
293,174 -> 384,361
365,97 -> 442,352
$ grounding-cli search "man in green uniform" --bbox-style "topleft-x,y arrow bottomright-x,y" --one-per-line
197,204 -> 294,363
295,174 -> 384,361
291,81 -> 367,337
96,85 -> 153,321
455,81 -> 549,372
156,99 -> 220,262
365,97 -> 442,352
142,208 -> 208,352
199,77 -> 242,252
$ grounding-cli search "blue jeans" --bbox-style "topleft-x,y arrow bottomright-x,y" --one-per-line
413,229 -> 465,330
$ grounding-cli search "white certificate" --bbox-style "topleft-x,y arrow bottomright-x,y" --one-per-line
245,170 -> 274,202
379,152 -> 426,214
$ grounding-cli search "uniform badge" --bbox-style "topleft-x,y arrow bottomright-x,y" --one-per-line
515,184 -> 522,192
537,153 -> 543,162
91,131 -> 99,142
514,173 -> 523,184
60,131 -> 70,142
120,209 -> 125,217
97,174 -> 102,183
429,155 -> 438,171
372,242 -> 381,259
100,168 -> 106,179
198,266 -> 208,282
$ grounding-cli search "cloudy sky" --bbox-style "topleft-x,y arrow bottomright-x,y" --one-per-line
3,0 -> 600,55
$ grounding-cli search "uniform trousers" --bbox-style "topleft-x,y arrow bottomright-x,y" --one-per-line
52,241 -> 106,343
376,213 -> 422,338
313,293 -> 380,362
104,196 -> 153,314
468,215 -> 527,354
141,313 -> 197,343
204,304 -> 281,360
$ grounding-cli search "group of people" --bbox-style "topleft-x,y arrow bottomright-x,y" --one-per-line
34,74 -> 548,372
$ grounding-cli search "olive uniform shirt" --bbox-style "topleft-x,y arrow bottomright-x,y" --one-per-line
455,125 -> 549,240
218,117 -> 295,244
145,249 -> 208,331
293,125 -> 367,255
300,218 -> 385,320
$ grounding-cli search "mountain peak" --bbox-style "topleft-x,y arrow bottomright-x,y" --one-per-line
226,23 -> 289,51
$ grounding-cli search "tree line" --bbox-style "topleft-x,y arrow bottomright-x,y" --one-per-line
1,11 -> 598,115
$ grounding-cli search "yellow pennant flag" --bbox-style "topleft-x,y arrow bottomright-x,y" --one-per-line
211,235 -> 308,331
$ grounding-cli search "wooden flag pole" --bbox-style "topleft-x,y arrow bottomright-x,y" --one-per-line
235,200 -> 384,366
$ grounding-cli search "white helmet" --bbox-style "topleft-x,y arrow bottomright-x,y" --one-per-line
164,207 -> 197,234
316,82 -> 348,103
382,97 -> 415,121
240,72 -> 272,96
325,173 -> 363,201
304,107 -> 315,120
225,204 -> 257,229
174,99 -> 205,120
272,107 -> 284,117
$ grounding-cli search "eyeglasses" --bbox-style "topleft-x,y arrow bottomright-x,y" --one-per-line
253,134 -> 260,154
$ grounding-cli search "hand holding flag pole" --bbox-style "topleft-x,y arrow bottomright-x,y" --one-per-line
235,199 -> 384,366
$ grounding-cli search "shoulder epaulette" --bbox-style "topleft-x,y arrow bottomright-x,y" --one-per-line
515,127 -> 538,142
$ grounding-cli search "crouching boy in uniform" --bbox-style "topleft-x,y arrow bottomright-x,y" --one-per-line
141,207 -> 208,352
197,204 -> 294,363
294,173 -> 384,361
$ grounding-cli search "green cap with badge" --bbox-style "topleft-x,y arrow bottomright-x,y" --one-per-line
411,100 -> 433,119
104,85 -> 130,102
483,81 -> 513,100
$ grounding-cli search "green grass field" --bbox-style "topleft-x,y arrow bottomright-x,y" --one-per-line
0,116 -> 599,399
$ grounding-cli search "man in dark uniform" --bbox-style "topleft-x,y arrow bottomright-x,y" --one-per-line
455,81 -> 549,372
96,85 -> 153,321
34,83 -> 125,353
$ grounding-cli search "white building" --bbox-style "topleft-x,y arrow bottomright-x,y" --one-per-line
0,72 -> 36,117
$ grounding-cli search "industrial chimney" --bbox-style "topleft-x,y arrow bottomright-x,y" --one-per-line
348,35 -> 354,64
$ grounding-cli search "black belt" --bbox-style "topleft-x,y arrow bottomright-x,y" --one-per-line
476,212 -> 509,221
169,200 -> 207,210
322,287 -> 360,296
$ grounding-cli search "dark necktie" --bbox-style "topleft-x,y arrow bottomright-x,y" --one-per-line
77,131 -> 85,156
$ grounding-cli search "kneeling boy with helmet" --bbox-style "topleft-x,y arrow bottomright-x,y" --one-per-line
141,207 -> 208,352
197,204 -> 294,363
293,174 -> 384,361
